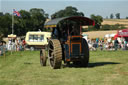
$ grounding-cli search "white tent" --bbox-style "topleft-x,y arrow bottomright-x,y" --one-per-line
109,33 -> 116,37
105,33 -> 116,38
104,34 -> 110,38
8,34 -> 17,38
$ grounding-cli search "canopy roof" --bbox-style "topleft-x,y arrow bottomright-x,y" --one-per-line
44,16 -> 95,28
8,34 -> 17,38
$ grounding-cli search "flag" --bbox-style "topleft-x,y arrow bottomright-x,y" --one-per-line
13,9 -> 21,17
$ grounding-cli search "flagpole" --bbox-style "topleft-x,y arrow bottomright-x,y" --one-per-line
11,9 -> 14,54
12,9 -> 14,34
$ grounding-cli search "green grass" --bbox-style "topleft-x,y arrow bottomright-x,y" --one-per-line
0,50 -> 128,85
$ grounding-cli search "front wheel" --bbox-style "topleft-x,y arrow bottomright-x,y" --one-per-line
40,49 -> 47,66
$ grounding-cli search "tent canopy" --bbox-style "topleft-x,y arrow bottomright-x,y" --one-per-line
8,34 -> 17,38
44,16 -> 95,28
117,29 -> 128,37
114,34 -> 118,40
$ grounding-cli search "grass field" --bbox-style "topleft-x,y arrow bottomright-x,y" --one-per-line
83,30 -> 117,38
102,19 -> 128,28
0,50 -> 128,85
84,19 -> 128,39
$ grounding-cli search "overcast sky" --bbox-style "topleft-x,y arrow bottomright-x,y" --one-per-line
1,0 -> 128,18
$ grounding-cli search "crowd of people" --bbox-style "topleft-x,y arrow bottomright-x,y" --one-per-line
87,37 -> 128,51
0,37 -> 26,56
0,35 -> 128,56
0,41 -> 7,56
7,38 -> 26,51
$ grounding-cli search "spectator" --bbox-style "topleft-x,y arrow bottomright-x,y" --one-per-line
0,41 -> 2,56
121,42 -> 124,50
96,38 -> 99,48
22,39 -> 26,50
0,41 -> 7,56
124,40 -> 127,50
114,38 -> 119,50
99,40 -> 103,50
8,39 -> 12,50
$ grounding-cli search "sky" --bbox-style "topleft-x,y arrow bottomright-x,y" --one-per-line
1,0 -> 128,18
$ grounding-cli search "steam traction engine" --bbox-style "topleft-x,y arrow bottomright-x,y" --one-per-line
40,16 -> 95,69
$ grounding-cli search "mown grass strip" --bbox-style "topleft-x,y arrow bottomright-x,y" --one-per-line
0,50 -> 128,85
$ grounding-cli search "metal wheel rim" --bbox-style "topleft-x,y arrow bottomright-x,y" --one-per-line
48,41 -> 55,67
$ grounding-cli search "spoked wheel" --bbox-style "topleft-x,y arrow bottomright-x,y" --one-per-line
80,38 -> 89,67
40,49 -> 47,66
48,39 -> 62,69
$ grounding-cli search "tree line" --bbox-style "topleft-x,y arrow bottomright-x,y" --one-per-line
0,6 -> 127,39
0,8 -> 48,37
110,13 -> 120,19
0,7 -> 84,37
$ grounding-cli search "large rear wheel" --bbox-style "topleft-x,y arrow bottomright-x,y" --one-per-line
48,39 -> 62,69
81,38 -> 89,67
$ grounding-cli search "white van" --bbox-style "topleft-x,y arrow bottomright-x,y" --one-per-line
25,32 -> 51,50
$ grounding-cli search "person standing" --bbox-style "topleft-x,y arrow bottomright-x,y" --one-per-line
114,38 -> 119,50
124,40 -> 127,50
96,38 -> 99,48
22,39 -> 26,50
8,39 -> 12,50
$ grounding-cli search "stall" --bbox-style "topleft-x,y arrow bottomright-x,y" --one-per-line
117,29 -> 128,41
116,29 -> 128,50
8,34 -> 17,39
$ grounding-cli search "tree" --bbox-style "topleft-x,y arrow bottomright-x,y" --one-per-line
115,13 -> 120,19
90,14 -> 103,30
14,8 -> 48,36
14,10 -> 31,36
45,14 -> 49,19
0,12 -> 3,16
51,6 -> 84,19
30,8 -> 47,31
0,8 -> 48,37
110,13 -> 114,19
126,16 -> 128,19
0,13 -> 12,37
